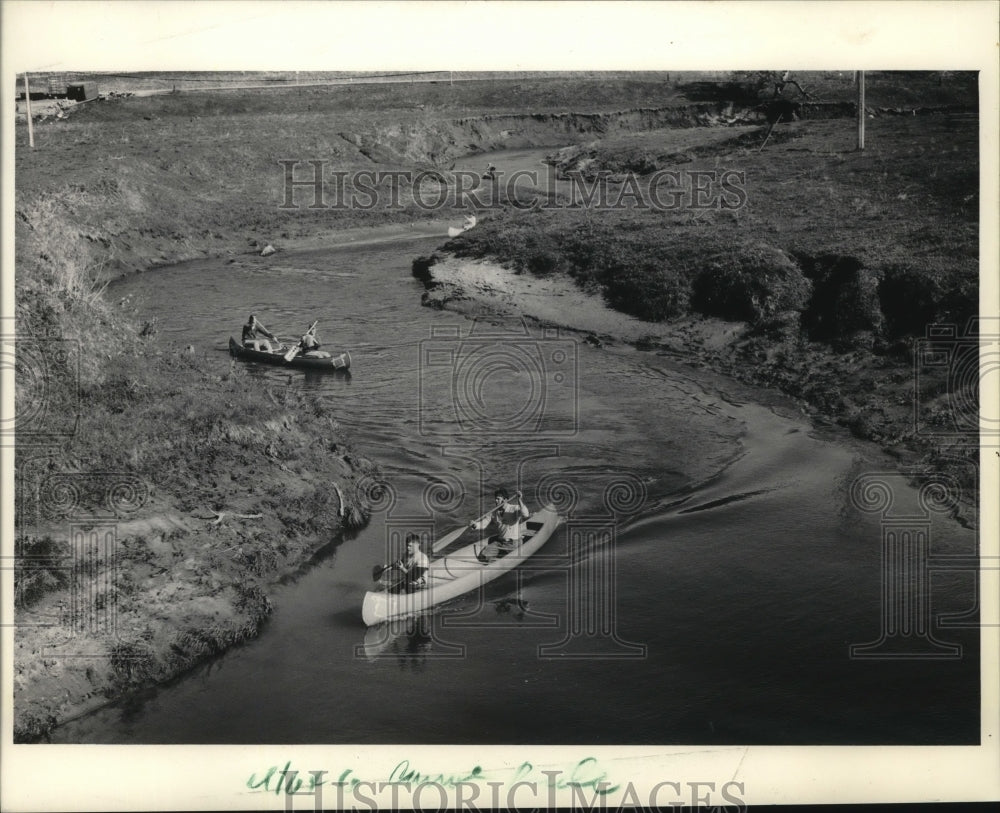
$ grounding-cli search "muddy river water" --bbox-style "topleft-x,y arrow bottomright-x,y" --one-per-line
52,158 -> 979,745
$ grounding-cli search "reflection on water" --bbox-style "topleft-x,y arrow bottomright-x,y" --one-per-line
361,592 -> 536,670
362,616 -> 434,668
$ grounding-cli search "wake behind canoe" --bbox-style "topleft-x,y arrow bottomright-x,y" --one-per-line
362,506 -> 561,626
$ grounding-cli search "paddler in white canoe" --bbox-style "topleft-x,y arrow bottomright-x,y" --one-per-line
241,313 -> 278,351
470,488 -> 529,563
375,533 -> 430,594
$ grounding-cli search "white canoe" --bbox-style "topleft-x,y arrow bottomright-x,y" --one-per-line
361,506 -> 561,626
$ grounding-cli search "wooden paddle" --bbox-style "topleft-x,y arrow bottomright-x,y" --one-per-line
283,320 -> 317,362
372,562 -> 398,581
371,563 -> 410,595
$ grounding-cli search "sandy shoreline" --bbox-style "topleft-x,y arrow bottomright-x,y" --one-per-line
422,255 -> 659,340
422,254 -> 748,353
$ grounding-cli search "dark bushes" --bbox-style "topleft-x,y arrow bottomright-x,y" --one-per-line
572,232 -> 691,321
451,211 -> 694,321
604,262 -> 691,321
411,254 -> 440,283
799,255 -> 885,347
526,247 -> 561,276
447,211 -> 974,351
879,265 -> 976,339
692,243 -> 811,324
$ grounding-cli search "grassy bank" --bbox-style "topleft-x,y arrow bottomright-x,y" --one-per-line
16,71 -> 975,282
447,115 -> 976,327
432,105 -> 979,505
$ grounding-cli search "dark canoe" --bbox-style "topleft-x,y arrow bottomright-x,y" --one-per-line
228,337 -> 351,371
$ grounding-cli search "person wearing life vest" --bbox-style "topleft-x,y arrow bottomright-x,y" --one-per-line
473,488 -> 529,563
242,314 -> 277,352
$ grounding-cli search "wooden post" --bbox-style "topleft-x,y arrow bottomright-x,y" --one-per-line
23,73 -> 35,149
857,70 -> 865,151
759,114 -> 782,152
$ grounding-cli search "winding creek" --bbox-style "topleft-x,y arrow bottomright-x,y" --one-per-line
50,154 -> 979,745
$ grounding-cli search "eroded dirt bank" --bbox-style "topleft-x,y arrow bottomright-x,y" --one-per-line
13,362 -> 387,741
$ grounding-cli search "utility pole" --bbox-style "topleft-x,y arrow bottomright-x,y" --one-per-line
23,73 -> 35,149
857,70 -> 865,151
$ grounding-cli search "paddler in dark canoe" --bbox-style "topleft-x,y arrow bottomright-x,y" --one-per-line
298,322 -> 322,356
241,314 -> 278,352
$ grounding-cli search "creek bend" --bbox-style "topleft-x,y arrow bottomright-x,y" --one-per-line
53,214 -> 978,745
